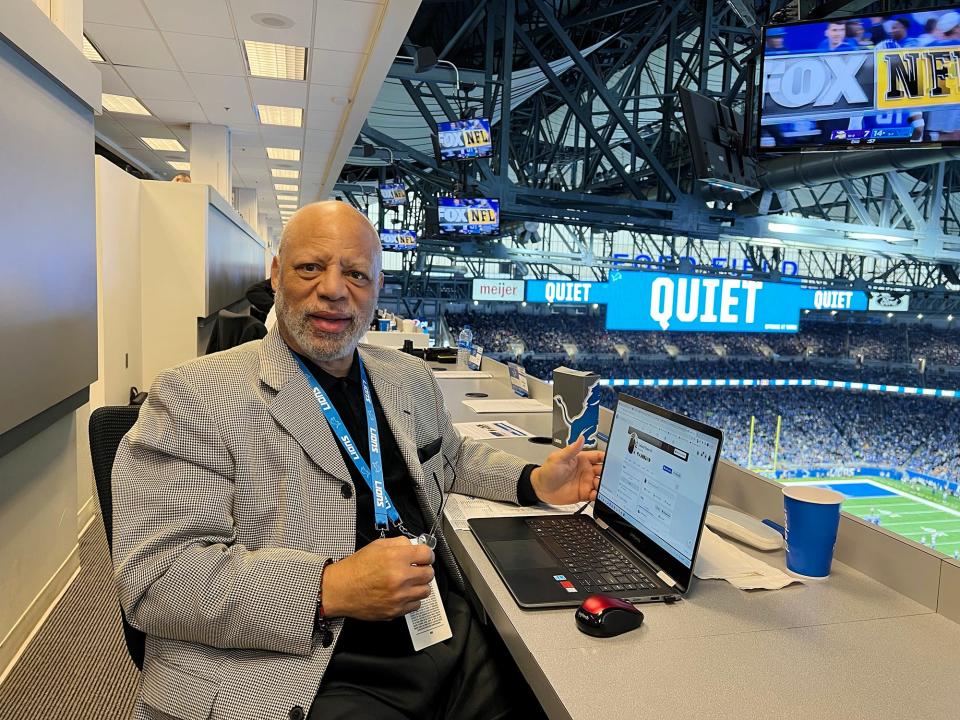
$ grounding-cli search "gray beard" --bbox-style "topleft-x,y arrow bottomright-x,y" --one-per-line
274,287 -> 373,365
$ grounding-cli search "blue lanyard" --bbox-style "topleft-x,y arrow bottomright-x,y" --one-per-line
293,353 -> 401,532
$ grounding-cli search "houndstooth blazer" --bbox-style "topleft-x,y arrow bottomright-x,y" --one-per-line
112,328 -> 528,720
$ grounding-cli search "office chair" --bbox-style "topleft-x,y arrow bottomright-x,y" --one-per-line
89,405 -> 146,671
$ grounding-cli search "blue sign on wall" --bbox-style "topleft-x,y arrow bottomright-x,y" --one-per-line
525,272 -> 867,333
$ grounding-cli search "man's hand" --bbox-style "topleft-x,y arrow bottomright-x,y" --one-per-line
530,434 -> 605,505
321,536 -> 434,621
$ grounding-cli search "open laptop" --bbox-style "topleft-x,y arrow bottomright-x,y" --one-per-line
469,393 -> 723,608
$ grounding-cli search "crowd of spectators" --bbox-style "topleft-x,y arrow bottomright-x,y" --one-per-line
444,309 -> 960,484
447,311 -> 960,366
518,357 -> 955,389
601,386 -> 960,483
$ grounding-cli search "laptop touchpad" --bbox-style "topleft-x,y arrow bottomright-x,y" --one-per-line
489,540 -> 557,569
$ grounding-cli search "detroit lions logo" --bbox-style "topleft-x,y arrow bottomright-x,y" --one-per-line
554,379 -> 601,446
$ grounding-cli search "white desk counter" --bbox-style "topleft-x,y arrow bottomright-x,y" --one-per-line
436,369 -> 960,720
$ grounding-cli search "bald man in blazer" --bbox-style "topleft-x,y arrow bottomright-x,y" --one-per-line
112,202 -> 602,720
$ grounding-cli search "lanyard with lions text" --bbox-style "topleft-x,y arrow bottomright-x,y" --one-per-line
293,352 -> 403,535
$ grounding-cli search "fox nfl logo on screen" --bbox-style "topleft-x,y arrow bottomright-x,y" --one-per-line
437,198 -> 500,235
759,10 -> 960,149
436,118 -> 493,160
764,49 -> 960,121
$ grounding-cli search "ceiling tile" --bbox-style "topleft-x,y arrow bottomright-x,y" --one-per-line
116,66 -> 195,101
143,99 -> 208,124
144,0 -> 235,38
202,103 -> 258,125
259,125 -> 305,146
185,73 -> 256,124
230,0 -> 315,46
164,33 -> 245,76
309,49 -> 362,88
304,129 -> 337,153
96,65 -> 133,97
249,77 -> 308,108
232,129 -> 265,148
313,1 -> 383,54
85,23 -> 178,70
84,0 -> 155,29
306,107 -> 344,131
185,73 -> 251,106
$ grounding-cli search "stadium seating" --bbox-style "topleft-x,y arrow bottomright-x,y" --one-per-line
446,310 -> 960,486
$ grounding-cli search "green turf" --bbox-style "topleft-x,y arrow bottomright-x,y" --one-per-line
781,476 -> 960,558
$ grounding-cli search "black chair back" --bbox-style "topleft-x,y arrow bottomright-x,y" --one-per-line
205,309 -> 267,355
89,405 -> 146,670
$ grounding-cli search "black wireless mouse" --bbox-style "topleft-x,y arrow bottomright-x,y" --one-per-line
575,594 -> 644,638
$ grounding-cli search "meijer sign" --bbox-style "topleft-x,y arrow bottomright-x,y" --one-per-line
472,278 -> 524,302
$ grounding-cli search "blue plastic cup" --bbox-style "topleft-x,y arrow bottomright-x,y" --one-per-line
377,319 -> 391,331
772,486 -> 844,578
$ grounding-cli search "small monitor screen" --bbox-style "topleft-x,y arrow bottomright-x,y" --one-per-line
379,229 -> 417,251
379,183 -> 406,206
598,399 -> 720,569
436,118 -> 493,160
437,197 -> 500,235
759,9 -> 960,151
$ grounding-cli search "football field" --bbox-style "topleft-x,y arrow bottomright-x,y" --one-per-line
781,477 -> 960,558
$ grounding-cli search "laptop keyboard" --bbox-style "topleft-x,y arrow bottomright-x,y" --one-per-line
526,516 -> 658,595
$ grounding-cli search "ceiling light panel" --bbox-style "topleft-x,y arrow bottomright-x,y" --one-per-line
244,40 -> 307,80
102,93 -> 151,115
278,204 -> 297,209
275,183 -> 298,192
276,194 -> 298,202
271,168 -> 299,178
83,35 -> 105,63
142,137 -> 186,152
168,161 -> 191,171
257,104 -> 303,127
267,147 -> 301,161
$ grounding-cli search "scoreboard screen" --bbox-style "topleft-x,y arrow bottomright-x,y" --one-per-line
437,197 -> 500,235
378,183 -> 406,206
436,118 -> 493,160
380,229 -> 417,251
759,8 -> 960,151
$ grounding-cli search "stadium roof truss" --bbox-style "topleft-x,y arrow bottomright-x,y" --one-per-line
335,0 -> 960,297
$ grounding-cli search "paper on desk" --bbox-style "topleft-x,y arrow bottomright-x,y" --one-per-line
443,494 -> 580,531
454,421 -> 532,440
695,527 -> 803,590
461,398 -> 550,414
433,370 -> 493,379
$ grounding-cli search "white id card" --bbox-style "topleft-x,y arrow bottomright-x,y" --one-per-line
404,540 -> 453,651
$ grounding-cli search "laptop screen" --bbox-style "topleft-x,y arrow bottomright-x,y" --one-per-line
597,395 -> 722,571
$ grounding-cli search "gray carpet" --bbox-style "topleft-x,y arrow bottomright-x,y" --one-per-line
0,517 -> 138,720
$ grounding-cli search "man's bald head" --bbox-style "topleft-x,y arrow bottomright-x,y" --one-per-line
271,200 -> 385,374
278,201 -> 382,273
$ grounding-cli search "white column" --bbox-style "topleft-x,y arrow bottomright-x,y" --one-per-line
51,0 -> 83,49
189,123 -> 232,202
235,187 -> 258,228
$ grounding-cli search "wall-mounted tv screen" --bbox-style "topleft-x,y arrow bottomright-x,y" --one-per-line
379,183 -> 406,206
380,229 -> 417,251
437,197 -> 500,235
436,118 -> 492,160
759,9 -> 960,151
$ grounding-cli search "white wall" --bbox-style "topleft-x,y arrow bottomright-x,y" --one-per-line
139,181 -> 208,387
0,413 -> 81,677
93,157 -> 143,406
71,158 -> 146,534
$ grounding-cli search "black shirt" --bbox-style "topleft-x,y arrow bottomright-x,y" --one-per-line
296,351 -> 538,658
